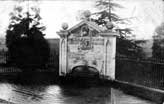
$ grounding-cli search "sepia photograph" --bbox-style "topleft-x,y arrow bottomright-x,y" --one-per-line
0,0 -> 163,103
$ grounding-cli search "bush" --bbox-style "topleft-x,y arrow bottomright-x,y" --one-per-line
6,6 -> 50,69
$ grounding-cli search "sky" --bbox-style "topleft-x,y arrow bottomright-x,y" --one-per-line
0,0 -> 163,39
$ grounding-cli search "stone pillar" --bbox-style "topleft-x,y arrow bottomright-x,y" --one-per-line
100,31 -> 117,80
57,23 -> 69,76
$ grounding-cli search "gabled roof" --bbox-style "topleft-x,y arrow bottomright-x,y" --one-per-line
68,20 -> 104,33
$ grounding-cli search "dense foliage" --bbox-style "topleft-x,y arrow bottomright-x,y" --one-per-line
91,0 -> 144,57
152,23 -> 164,59
6,6 -> 50,68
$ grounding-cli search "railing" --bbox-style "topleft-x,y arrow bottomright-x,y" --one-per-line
0,49 -> 164,91
116,55 -> 164,90
0,51 -> 59,73
0,51 -> 8,64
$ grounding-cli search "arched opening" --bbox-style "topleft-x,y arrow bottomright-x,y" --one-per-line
69,65 -> 99,78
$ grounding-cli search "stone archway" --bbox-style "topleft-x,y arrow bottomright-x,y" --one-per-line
70,65 -> 99,77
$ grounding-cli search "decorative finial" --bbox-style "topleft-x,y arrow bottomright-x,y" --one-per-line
62,23 -> 69,30
84,10 -> 91,19
106,22 -> 114,30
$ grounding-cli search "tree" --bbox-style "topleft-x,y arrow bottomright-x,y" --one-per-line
6,6 -> 50,69
152,23 -> 164,59
92,0 -> 144,57
94,0 -> 122,24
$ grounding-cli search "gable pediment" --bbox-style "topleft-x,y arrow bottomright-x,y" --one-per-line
68,21 -> 104,33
